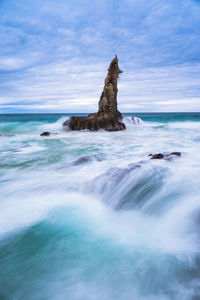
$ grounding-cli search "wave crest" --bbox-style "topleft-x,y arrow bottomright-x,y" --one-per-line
123,116 -> 144,125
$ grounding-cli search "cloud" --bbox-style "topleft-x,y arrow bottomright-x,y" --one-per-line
0,0 -> 200,112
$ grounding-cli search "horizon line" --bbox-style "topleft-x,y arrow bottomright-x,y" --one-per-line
1,112 -> 200,115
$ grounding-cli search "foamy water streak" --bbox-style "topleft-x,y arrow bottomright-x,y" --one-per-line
0,113 -> 200,300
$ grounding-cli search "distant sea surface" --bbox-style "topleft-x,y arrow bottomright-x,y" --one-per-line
0,112 -> 200,300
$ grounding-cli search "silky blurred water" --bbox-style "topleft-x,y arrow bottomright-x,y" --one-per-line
0,113 -> 200,300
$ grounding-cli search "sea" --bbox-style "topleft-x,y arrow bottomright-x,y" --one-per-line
0,112 -> 200,300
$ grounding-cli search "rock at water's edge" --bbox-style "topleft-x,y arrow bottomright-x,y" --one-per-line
149,152 -> 181,160
40,132 -> 58,136
40,132 -> 51,136
63,56 -> 126,131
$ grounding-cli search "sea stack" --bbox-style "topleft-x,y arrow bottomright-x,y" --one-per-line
63,56 -> 126,131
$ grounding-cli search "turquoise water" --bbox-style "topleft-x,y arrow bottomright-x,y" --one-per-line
0,113 -> 200,300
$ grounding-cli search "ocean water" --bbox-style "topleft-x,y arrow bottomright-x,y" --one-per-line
0,112 -> 200,300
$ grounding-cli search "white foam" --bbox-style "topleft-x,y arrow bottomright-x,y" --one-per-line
0,191 -> 96,238
123,116 -> 144,125
39,116 -> 69,133
1,115 -> 200,263
16,144 -> 45,154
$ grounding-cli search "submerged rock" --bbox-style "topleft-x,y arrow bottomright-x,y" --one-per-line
63,56 -> 126,131
57,154 -> 105,169
84,151 -> 182,210
87,160 -> 164,210
0,134 -> 15,137
149,152 -> 181,160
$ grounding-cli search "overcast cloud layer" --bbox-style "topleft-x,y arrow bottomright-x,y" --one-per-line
0,0 -> 200,113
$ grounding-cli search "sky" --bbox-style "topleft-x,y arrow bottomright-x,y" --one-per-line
0,0 -> 200,113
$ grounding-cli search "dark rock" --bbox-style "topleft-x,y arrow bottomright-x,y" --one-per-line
149,153 -> 165,159
40,132 -> 58,136
170,152 -> 181,157
40,132 -> 51,136
149,152 -> 181,160
63,56 -> 126,131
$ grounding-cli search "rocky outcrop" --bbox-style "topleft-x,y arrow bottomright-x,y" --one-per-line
149,152 -> 181,160
63,56 -> 126,131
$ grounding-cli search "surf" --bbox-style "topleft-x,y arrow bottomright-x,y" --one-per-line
0,113 -> 200,300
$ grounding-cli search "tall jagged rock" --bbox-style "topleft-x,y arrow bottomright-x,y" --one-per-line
63,56 -> 126,131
